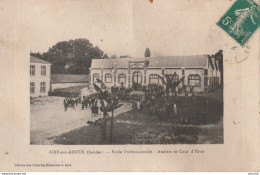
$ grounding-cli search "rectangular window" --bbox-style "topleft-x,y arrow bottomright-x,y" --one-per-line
30,65 -> 35,76
204,69 -> 208,76
149,74 -> 159,84
188,74 -> 201,87
40,82 -> 46,93
118,74 -> 126,83
41,66 -> 46,76
30,82 -> 35,94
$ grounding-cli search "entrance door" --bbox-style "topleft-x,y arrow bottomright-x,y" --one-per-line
133,71 -> 142,84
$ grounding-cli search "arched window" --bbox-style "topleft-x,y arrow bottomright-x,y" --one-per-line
188,74 -> 201,87
133,71 -> 142,84
93,73 -> 99,82
149,74 -> 160,84
105,73 -> 112,83
118,74 -> 126,83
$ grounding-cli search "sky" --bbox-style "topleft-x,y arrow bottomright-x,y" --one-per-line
26,0 -> 235,57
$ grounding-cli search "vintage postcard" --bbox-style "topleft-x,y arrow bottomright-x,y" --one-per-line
0,0 -> 259,172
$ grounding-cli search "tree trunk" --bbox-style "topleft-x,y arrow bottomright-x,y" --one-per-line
110,104 -> 114,143
103,110 -> 107,142
171,88 -> 174,100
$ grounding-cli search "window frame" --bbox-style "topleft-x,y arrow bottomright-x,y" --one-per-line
118,74 -> 126,84
132,71 -> 142,84
188,74 -> 201,87
30,82 -> 35,94
149,74 -> 160,84
105,73 -> 112,83
41,66 -> 46,76
30,65 -> 35,76
40,82 -> 46,93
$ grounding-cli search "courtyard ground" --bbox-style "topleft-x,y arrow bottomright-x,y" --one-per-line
52,110 -> 223,145
30,96 -> 132,144
31,90 -> 223,145
52,91 -> 223,145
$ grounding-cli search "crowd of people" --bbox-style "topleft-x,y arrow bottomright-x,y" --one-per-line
62,83 -> 201,123
131,84 -> 198,123
63,97 -> 81,111
63,95 -> 100,117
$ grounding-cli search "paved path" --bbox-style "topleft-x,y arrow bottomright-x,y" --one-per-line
30,97 -> 132,145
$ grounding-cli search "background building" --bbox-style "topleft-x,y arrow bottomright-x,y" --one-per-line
90,55 -> 221,92
30,56 -> 51,97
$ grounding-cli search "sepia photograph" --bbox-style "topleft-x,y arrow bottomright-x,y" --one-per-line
29,0 -> 226,145
30,50 -> 224,145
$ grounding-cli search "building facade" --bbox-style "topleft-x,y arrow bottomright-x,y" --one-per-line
90,55 -> 221,93
30,56 -> 51,97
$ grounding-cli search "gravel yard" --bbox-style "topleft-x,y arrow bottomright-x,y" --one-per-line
30,96 -> 131,144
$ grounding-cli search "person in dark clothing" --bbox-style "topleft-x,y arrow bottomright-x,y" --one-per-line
88,97 -> 91,107
63,98 -> 68,111
71,98 -> 75,109
190,85 -> 193,93
75,98 -> 78,106
79,96 -> 81,104
82,99 -> 85,110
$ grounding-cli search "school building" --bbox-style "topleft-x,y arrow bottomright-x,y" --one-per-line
30,56 -> 52,97
90,55 -> 221,92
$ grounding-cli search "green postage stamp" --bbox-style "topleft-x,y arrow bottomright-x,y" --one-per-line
217,0 -> 260,46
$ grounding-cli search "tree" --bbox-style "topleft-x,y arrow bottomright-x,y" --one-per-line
30,38 -> 105,74
144,48 -> 151,57
30,51 -> 43,59
103,53 -> 109,59
212,50 -> 223,87
119,55 -> 130,58
111,54 -> 117,59
92,79 -> 121,143
158,73 -> 185,99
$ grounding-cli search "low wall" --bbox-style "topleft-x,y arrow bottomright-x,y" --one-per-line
51,82 -> 89,91
51,74 -> 90,83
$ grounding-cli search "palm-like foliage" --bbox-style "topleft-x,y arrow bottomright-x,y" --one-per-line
158,72 -> 185,98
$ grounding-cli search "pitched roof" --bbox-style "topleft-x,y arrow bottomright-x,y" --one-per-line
30,56 -> 51,64
91,55 -> 208,69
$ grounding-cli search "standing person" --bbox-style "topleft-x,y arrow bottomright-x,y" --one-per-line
75,97 -> 78,106
137,100 -> 140,110
81,98 -> 85,110
132,101 -> 136,111
72,97 -> 76,109
79,96 -> 81,104
91,105 -> 95,117
63,97 -> 68,111
91,97 -> 95,107
140,100 -> 143,111
89,97 -> 92,107
88,97 -> 91,107
95,104 -> 98,117
190,85 -> 193,93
